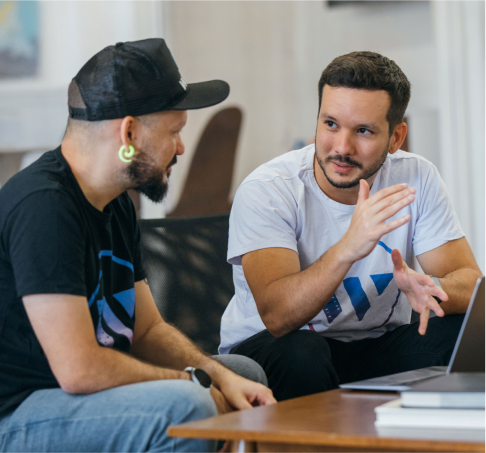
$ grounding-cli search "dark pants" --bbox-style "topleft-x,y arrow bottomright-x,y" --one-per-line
230,314 -> 464,401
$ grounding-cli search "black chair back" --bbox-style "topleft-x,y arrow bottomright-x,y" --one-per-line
138,213 -> 233,354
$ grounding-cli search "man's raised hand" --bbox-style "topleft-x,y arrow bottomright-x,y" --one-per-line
392,249 -> 447,335
340,180 -> 415,263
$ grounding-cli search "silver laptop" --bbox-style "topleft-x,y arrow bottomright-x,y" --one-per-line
340,276 -> 485,392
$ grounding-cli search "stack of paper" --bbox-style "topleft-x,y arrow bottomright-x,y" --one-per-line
375,373 -> 485,430
375,398 -> 484,429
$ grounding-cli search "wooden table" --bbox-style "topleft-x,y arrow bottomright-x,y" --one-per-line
169,389 -> 485,452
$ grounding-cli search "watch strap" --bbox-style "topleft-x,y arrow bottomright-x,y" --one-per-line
184,367 -> 212,389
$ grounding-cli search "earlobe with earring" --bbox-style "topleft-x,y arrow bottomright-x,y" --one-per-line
119,145 -> 136,163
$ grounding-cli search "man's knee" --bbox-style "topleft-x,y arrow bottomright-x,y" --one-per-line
269,330 -> 334,374
212,354 -> 268,386
1,382 -> 218,453
153,380 -> 218,422
259,330 -> 338,399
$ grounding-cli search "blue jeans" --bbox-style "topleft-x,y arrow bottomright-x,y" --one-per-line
0,355 -> 267,452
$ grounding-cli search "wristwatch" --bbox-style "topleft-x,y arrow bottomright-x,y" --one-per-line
184,367 -> 212,389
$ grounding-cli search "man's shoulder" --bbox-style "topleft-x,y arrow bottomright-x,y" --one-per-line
240,145 -> 314,189
387,149 -> 435,169
384,150 -> 437,183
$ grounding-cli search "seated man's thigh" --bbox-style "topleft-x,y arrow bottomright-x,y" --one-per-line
230,329 -> 339,401
0,380 -> 217,453
355,314 -> 465,381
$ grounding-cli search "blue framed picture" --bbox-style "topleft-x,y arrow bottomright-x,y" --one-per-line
0,1 -> 39,79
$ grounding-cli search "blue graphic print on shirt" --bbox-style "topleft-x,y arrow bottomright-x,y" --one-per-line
88,250 -> 135,349
322,241 -> 398,325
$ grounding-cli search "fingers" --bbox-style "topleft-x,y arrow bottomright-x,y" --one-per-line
413,274 -> 449,303
358,179 -> 370,203
376,214 -> 411,237
419,307 -> 430,335
415,274 -> 435,287
370,187 -> 417,220
231,393 -> 253,410
430,286 -> 448,303
235,386 -> 276,408
253,389 -> 277,406
391,249 -> 404,270
367,183 -> 410,204
430,301 -> 445,318
370,188 -> 415,215
373,192 -> 415,224
418,294 -> 446,335
425,292 -> 445,317
211,387 -> 237,414
360,185 -> 415,237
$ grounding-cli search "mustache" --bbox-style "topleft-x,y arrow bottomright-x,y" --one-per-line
325,154 -> 363,169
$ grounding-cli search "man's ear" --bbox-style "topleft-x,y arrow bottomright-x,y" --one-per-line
119,116 -> 138,149
388,122 -> 407,155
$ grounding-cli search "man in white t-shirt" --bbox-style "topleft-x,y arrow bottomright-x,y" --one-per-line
219,51 -> 482,401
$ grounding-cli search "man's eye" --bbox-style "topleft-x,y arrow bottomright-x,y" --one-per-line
358,128 -> 372,134
326,121 -> 336,128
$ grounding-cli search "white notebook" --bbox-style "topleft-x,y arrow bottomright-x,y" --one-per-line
374,398 -> 485,430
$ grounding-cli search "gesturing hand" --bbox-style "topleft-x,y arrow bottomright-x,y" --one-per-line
340,180 -> 415,263
391,249 -> 447,335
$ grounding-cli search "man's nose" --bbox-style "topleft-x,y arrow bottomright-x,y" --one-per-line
176,136 -> 185,155
334,130 -> 355,155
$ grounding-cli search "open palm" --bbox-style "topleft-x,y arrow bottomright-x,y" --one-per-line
391,249 -> 447,335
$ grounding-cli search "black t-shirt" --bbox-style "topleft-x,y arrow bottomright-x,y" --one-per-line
0,147 -> 146,417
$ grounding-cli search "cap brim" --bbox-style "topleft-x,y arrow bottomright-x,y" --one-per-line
171,80 -> 230,110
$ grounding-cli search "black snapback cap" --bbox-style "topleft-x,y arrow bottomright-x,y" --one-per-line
69,38 -> 230,121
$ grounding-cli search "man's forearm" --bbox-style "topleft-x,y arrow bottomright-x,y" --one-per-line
258,242 -> 353,337
61,346 -> 188,394
438,267 -> 483,314
130,320 -> 233,387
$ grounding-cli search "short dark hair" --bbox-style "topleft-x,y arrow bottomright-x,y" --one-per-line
318,51 -> 411,135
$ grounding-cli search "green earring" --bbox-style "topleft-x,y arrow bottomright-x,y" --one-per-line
119,145 -> 135,163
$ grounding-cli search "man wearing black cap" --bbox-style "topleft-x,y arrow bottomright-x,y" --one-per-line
0,39 -> 275,452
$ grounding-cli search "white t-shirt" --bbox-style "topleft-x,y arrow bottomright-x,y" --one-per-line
219,145 -> 464,354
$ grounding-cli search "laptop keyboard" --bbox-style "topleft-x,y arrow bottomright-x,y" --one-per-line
340,366 -> 448,390
391,369 -> 446,386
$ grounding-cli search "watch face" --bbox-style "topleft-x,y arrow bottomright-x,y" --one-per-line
194,368 -> 212,388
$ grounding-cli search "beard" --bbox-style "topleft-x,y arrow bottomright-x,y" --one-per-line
315,139 -> 389,189
126,150 -> 177,203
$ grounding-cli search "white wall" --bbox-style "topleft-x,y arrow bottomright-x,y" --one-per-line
166,0 -> 484,270
0,1 -> 166,217
432,0 -> 485,272
0,1 -> 164,154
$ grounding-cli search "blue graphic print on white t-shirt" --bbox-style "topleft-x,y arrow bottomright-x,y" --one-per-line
320,241 -> 399,329
218,146 -> 464,354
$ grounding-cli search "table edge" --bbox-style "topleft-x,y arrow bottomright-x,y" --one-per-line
168,426 -> 484,451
